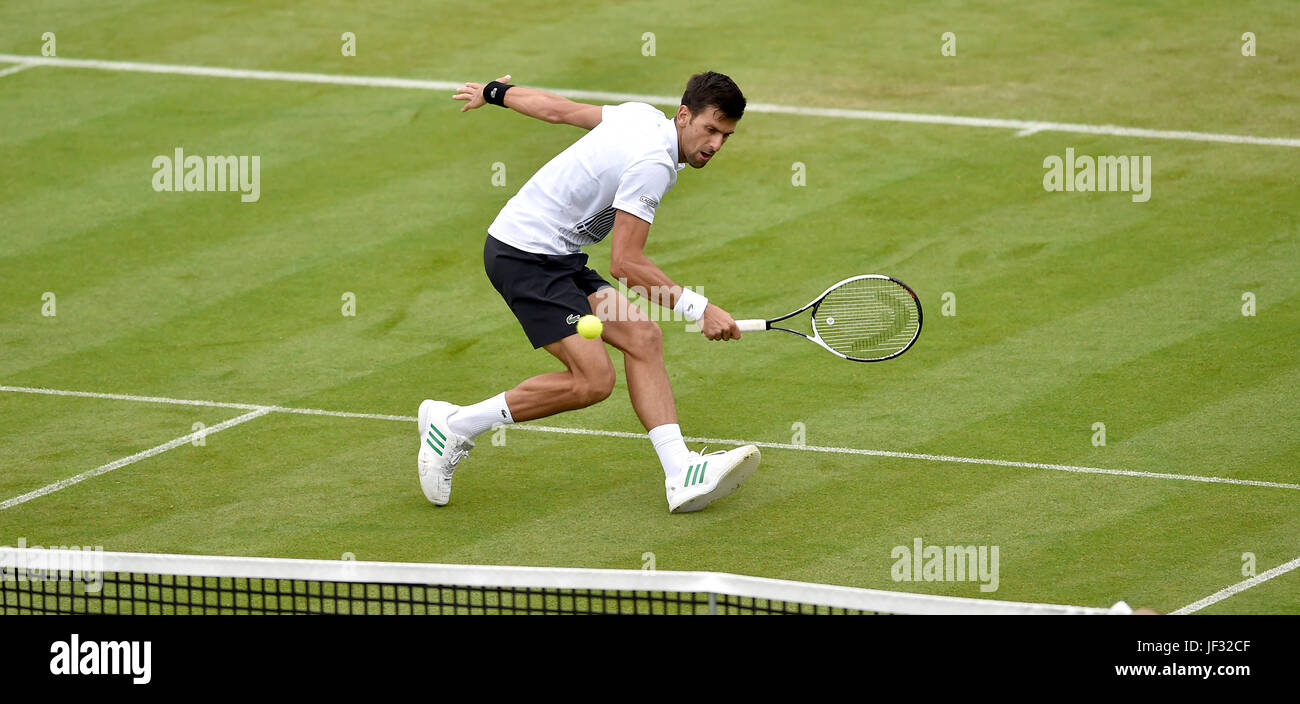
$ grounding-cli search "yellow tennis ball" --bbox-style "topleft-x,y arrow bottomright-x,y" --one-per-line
577,314 -> 603,339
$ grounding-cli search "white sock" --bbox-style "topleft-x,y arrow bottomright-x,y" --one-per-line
448,392 -> 514,439
649,423 -> 690,479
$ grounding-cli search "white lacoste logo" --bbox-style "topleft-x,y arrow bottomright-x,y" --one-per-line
638,195 -> 659,210
489,87 -> 497,98
565,314 -> 581,325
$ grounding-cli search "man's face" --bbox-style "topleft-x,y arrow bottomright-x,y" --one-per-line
676,105 -> 738,169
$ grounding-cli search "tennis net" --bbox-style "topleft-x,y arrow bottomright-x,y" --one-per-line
0,548 -> 1131,615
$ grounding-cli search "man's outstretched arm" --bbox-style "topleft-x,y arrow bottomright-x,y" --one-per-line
453,74 -> 603,129
609,210 -> 741,341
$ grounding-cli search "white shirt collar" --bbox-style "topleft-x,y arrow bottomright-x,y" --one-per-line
667,116 -> 686,171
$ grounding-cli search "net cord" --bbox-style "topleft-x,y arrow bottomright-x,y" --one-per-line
0,548 -> 1128,615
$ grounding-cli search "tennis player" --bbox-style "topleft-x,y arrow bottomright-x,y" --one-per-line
420,71 -> 759,513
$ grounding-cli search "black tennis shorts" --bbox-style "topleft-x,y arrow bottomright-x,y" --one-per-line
483,235 -> 612,349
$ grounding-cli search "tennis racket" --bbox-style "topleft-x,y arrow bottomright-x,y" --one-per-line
735,275 -> 922,362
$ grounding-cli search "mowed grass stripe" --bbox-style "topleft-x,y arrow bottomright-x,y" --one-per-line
5,51 -> 1300,148
933,290 -> 1300,484
1038,486 -> 1300,611
5,383 -> 1295,493
87,415 -> 437,557
0,70 -> 299,251
3,201 -> 497,394
0,71 -> 460,260
1032,309 -> 1300,482
857,141 -> 1290,367
0,67 -> 534,265
783,463 -> 1300,608
783,464 -> 1164,604
838,231 -> 1298,456
0,395 -> 255,497
0,414 -> 655,562
1,407 -> 271,511
1,115 -> 508,381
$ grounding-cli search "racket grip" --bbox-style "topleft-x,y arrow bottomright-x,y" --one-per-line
736,319 -> 768,332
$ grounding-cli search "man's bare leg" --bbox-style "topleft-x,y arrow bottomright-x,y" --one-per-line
442,333 -> 614,443
502,334 -> 615,421
421,323 -> 617,506
586,287 -> 690,479
587,287 -> 675,430
444,287 -> 683,476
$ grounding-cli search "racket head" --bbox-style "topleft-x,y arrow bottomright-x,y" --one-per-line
809,275 -> 922,362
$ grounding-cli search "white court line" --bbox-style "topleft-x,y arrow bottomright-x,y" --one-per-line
1172,555 -> 1300,615
0,62 -> 34,79
0,407 -> 272,511
1,54 -> 1298,149
4,384 -> 1297,491
520,425 -> 1300,491
0,385 -> 412,422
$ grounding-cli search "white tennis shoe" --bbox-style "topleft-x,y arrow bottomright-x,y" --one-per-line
666,445 -> 761,513
417,399 -> 474,506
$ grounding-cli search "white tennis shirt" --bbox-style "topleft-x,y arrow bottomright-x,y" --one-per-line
488,102 -> 686,256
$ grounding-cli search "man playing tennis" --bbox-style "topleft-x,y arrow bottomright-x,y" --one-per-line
419,71 -> 759,513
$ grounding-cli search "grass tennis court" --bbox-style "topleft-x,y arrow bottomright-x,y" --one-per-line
1,1 -> 1297,614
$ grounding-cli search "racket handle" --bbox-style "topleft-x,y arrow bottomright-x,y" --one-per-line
736,319 -> 768,332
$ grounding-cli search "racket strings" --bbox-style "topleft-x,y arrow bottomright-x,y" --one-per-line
813,278 -> 920,360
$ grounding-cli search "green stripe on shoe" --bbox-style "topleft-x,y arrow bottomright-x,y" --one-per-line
683,461 -> 708,487
426,436 -> 443,456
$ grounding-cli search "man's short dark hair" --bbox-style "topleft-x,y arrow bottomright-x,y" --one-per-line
681,71 -> 745,120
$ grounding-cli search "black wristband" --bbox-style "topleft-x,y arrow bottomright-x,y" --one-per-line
483,81 -> 513,107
